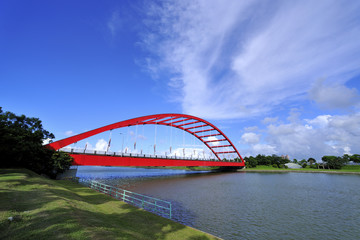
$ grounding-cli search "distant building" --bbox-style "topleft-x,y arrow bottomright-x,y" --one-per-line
281,155 -> 290,160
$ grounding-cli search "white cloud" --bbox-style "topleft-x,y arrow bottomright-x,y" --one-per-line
242,113 -> 360,160
252,144 -> 277,156
262,117 -> 278,125
306,115 -> 331,127
42,138 -> 52,145
95,139 -> 108,151
206,136 -> 220,146
241,132 -> 260,144
244,126 -> 259,132
65,130 -> 74,136
344,146 -> 351,155
309,79 -> 360,109
142,0 -> 360,119
169,147 -> 211,158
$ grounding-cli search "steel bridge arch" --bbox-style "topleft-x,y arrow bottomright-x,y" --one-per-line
47,113 -> 244,162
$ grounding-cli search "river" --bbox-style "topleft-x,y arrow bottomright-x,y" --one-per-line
76,166 -> 360,240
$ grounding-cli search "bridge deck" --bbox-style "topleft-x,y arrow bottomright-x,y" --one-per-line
70,153 -> 245,167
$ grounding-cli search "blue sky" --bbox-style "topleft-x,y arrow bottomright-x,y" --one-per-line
1,0 -> 360,160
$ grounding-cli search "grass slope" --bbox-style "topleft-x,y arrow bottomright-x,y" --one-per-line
0,169 -> 218,240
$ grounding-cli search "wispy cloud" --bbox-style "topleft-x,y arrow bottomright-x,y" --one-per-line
65,130 -> 74,136
108,10 -> 123,37
142,0 -> 360,119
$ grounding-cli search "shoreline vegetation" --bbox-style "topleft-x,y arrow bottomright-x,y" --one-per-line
241,165 -> 360,174
0,168 -> 219,240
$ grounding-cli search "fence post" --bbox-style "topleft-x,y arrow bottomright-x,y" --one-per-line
169,204 -> 172,219
81,180 -> 172,219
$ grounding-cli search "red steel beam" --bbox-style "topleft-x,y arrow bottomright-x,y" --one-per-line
47,113 -> 244,163
199,133 -> 222,138
185,124 -> 208,130
140,117 -> 159,123
211,145 -> 232,148
192,128 -> 214,134
156,117 -> 179,124
177,120 -> 200,127
171,118 -> 190,124
214,151 -> 237,154
204,138 -> 227,143
70,154 -> 245,167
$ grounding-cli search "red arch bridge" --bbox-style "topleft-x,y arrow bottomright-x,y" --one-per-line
47,114 -> 245,168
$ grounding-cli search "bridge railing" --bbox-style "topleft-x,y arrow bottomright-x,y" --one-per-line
59,147 -> 239,162
60,147 -> 238,162
77,179 -> 172,219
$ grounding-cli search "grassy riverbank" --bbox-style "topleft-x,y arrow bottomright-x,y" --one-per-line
243,165 -> 360,173
0,169 -> 218,240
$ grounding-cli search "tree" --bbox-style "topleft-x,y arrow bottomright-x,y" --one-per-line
307,158 -> 316,165
299,159 -> 307,165
255,154 -> 271,166
48,151 -> 73,178
322,155 -> 348,169
0,107 -> 72,178
350,154 -> 360,163
342,154 -> 351,162
234,157 -> 242,162
244,156 -> 257,168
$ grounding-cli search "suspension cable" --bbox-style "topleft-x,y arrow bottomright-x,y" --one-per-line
182,118 -> 185,157
134,124 -> 138,150
170,117 -> 172,154
107,130 -> 112,152
154,123 -> 157,155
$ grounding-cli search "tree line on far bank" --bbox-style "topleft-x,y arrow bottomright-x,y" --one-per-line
0,107 -> 72,178
239,154 -> 360,169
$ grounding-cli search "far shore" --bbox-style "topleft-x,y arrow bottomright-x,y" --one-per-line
240,164 -> 360,174
241,169 -> 360,175
136,165 -> 360,175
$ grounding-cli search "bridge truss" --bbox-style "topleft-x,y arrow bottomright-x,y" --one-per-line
47,113 -> 244,164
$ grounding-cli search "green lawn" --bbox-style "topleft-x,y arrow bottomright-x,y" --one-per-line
340,165 -> 360,172
0,169 -> 218,240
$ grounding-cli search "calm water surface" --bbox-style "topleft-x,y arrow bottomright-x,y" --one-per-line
77,166 -> 360,240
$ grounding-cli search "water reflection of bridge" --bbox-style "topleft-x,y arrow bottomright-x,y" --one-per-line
48,114 -> 245,167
